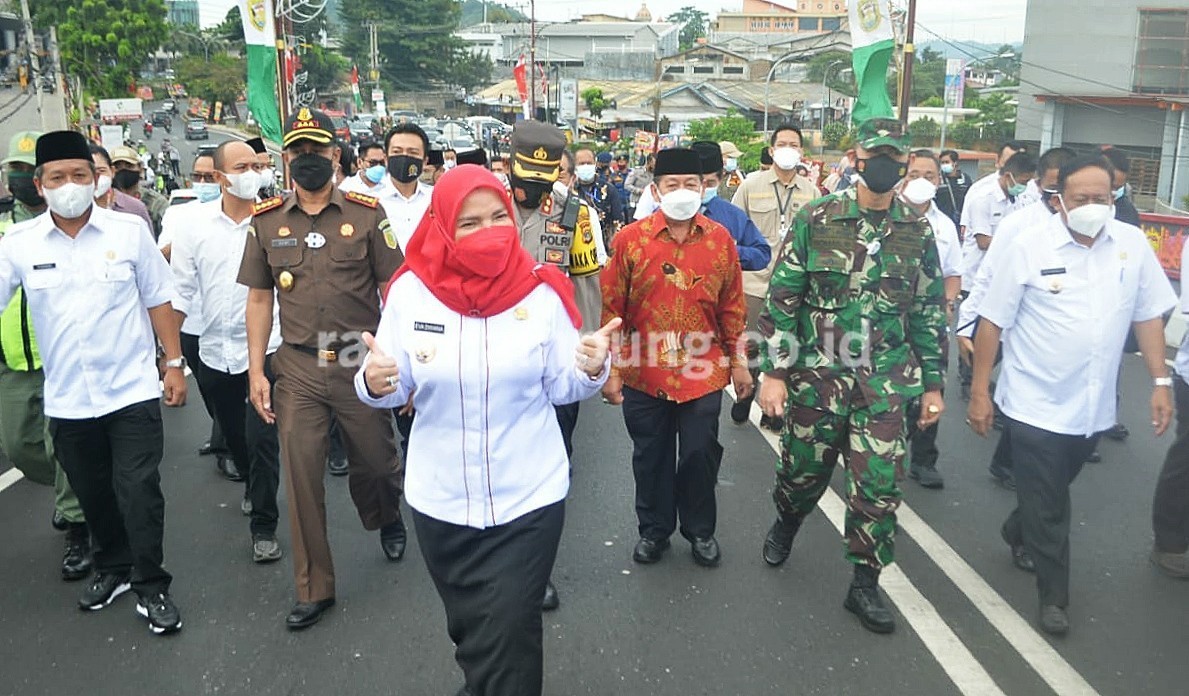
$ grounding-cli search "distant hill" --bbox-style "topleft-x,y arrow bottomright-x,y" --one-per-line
460,0 -> 527,27
918,39 -> 1023,61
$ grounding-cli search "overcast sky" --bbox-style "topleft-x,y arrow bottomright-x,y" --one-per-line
200,0 -> 1028,44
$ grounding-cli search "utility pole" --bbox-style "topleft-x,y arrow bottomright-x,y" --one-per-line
529,0 -> 537,117
18,0 -> 47,130
898,0 -> 917,125
367,21 -> 379,111
48,25 -> 66,129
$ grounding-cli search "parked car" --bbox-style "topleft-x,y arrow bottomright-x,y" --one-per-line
196,144 -> 218,158
450,136 -> 477,151
169,188 -> 197,206
151,110 -> 173,127
162,99 -> 178,114
184,119 -> 208,140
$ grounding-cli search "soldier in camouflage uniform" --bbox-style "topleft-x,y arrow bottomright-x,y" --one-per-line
756,118 -> 948,634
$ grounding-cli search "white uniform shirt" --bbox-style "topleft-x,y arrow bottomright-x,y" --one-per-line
378,181 -> 432,253
0,206 -> 173,419
980,215 -> 1177,436
169,198 -> 281,373
956,201 -> 1054,337
157,202 -> 203,335
924,202 -> 963,278
959,171 -> 999,230
961,181 -> 1025,291
355,278 -> 608,529
338,172 -> 395,198
1174,239 -> 1189,383
634,186 -> 658,220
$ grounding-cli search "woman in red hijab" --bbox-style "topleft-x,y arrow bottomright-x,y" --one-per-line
356,165 -> 618,696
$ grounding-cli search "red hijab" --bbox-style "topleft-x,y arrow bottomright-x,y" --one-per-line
388,164 -> 581,328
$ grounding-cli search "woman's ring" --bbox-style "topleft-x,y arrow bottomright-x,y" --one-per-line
386,375 -> 398,388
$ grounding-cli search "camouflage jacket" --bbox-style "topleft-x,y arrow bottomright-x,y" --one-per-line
758,187 -> 947,412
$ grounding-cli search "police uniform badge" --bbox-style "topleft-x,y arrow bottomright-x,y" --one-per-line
278,226 -> 291,237
379,218 -> 397,250
340,223 -> 354,237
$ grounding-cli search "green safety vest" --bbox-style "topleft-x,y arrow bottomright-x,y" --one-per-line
0,213 -> 42,371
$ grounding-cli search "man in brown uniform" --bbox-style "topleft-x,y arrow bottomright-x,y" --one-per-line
238,108 -> 406,630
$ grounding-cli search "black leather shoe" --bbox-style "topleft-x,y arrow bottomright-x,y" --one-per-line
216,456 -> 244,482
691,537 -> 721,567
763,517 -> 801,566
380,518 -> 407,561
1086,449 -> 1102,463
286,597 -> 335,630
632,537 -> 670,564
327,457 -> 349,477
909,465 -> 945,489
844,566 -> 895,634
730,398 -> 751,424
988,464 -> 1016,491
1103,423 -> 1129,441
62,523 -> 92,581
51,510 -> 68,531
1039,604 -> 1069,636
198,440 -> 214,456
542,580 -> 559,611
1000,525 -> 1035,572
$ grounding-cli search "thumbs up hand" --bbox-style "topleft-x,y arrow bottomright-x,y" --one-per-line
362,331 -> 401,398
576,317 -> 621,378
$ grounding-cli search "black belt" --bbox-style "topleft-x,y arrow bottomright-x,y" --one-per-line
286,342 -> 343,362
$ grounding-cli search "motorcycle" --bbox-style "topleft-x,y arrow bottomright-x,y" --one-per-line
143,121 -> 153,139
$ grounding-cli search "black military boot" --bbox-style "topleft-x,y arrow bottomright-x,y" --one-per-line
62,523 -> 92,581
762,516 -> 801,566
844,564 -> 895,634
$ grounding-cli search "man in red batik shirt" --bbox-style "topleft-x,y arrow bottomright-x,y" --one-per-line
601,147 -> 751,568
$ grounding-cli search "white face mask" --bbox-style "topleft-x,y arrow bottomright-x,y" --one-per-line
1059,197 -> 1114,239
222,170 -> 260,200
724,158 -> 738,173
44,182 -> 95,219
258,167 -> 275,189
93,174 -> 112,199
772,146 -> 802,171
658,187 -> 702,221
901,177 -> 937,205
575,163 -> 597,183
443,159 -> 457,170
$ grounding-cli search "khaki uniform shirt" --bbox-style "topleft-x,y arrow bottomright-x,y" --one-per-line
237,188 -> 403,347
731,168 -> 818,299
515,188 -> 603,332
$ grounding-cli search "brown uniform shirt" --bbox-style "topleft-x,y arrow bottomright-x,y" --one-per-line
237,188 -> 403,347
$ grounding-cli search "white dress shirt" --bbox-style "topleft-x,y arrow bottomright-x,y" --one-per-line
355,278 -> 608,529
0,206 -> 174,419
158,202 -> 203,335
961,181 -> 1025,291
1174,240 -> 1189,383
956,201 -> 1055,337
959,171 -> 999,230
980,215 -> 1177,436
378,181 -> 432,253
169,198 -> 281,373
924,202 -> 963,278
634,185 -> 658,220
339,172 -> 395,198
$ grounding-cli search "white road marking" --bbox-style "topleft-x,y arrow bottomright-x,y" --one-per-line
731,385 -> 1100,695
0,467 -> 24,493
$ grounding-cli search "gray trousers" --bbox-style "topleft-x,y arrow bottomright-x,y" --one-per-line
1153,377 -> 1189,553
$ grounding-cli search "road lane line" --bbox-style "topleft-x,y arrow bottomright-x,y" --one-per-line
737,394 -> 1006,696
0,467 -> 24,493
730,386 -> 1099,696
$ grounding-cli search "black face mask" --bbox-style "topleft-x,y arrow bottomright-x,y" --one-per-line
289,153 -> 334,191
511,176 -> 552,210
856,155 -> 908,194
387,155 -> 423,184
7,170 -> 44,207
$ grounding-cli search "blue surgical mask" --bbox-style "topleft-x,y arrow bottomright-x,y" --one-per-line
724,158 -> 738,173
193,182 -> 222,203
575,164 -> 597,183
940,163 -> 954,175
701,187 -> 717,205
1113,184 -> 1126,200
1006,173 -> 1027,198
364,164 -> 387,185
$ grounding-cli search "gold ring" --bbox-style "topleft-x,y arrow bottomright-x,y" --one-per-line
927,405 -> 940,414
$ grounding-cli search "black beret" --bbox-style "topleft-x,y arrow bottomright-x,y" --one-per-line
690,140 -> 723,174
36,130 -> 91,166
653,148 -> 702,177
427,149 -> 444,167
245,137 -> 267,154
456,148 -> 489,168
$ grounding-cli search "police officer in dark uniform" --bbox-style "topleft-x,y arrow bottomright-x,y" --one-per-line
238,108 -> 406,630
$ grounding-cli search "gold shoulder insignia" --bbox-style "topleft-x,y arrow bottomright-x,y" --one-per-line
344,191 -> 379,209
252,196 -> 284,215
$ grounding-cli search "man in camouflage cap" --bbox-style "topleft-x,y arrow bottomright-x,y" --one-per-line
755,117 -> 948,634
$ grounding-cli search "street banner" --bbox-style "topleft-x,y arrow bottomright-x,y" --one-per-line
848,0 -> 895,124
98,98 -> 143,121
945,58 -> 966,109
559,79 -> 578,121
238,0 -> 282,144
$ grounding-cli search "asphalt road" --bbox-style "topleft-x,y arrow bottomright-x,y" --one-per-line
2,97 -> 1187,696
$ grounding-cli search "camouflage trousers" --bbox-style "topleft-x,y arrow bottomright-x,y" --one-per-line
775,400 -> 906,569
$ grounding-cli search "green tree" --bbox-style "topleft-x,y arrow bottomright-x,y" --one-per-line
298,44 -> 349,95
668,6 -> 708,51
949,121 -> 980,149
449,50 -> 494,94
908,116 -> 940,147
581,87 -> 608,119
176,54 -> 246,104
214,6 -> 245,44
823,121 -> 849,149
685,111 -> 764,170
34,0 -> 170,97
459,0 -> 527,27
340,0 -> 473,91
806,51 -> 857,96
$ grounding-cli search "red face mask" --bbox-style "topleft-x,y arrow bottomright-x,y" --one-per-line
447,224 -> 518,279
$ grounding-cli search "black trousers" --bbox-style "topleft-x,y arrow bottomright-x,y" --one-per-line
414,501 -> 564,696
1001,417 -> 1098,607
554,402 -> 580,458
1154,377 -> 1189,553
181,332 -> 225,456
905,393 -> 941,469
50,399 -> 171,595
622,387 -> 723,542
195,355 -> 281,537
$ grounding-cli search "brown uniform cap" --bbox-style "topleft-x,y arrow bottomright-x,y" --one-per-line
510,120 -> 565,183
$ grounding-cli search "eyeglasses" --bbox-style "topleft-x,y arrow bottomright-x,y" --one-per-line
363,159 -> 386,167
192,173 -> 218,183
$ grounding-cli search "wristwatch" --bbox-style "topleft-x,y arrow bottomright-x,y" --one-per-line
164,356 -> 187,370
1154,376 -> 1174,388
